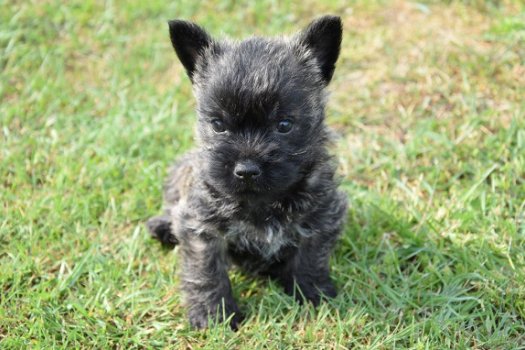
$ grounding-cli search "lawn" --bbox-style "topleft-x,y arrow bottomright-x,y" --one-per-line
1,0 -> 524,348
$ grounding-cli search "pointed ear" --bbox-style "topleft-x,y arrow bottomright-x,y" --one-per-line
168,20 -> 213,83
296,16 -> 342,84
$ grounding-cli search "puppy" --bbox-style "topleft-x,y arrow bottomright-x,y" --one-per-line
147,15 -> 347,330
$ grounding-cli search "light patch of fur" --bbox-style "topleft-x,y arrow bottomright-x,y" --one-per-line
224,220 -> 315,258
224,220 -> 289,258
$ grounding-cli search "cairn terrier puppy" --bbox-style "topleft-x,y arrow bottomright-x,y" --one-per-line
147,15 -> 347,330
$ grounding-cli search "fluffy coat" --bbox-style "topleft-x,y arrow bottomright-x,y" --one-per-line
147,16 -> 347,329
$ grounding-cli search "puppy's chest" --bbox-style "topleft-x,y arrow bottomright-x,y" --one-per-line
223,218 -> 307,259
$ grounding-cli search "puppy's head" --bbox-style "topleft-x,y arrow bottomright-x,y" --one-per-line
168,16 -> 342,200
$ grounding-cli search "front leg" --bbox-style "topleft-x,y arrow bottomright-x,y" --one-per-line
288,236 -> 338,305
179,232 -> 242,330
277,192 -> 347,305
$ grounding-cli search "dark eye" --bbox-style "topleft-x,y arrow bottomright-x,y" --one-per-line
276,119 -> 293,134
211,119 -> 226,133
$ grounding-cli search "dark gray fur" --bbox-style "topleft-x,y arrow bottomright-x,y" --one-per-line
147,16 -> 347,330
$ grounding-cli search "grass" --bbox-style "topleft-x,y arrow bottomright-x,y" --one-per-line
1,0 -> 524,348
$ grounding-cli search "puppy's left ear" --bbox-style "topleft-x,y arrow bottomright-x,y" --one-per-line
296,15 -> 342,84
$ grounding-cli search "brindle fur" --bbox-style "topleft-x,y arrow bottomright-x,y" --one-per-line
147,16 -> 347,330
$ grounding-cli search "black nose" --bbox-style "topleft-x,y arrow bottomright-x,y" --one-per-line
234,160 -> 261,179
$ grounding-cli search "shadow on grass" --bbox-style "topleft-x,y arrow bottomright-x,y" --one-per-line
325,191 -> 525,344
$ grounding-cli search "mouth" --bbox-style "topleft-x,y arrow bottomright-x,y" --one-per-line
235,188 -> 273,203
235,182 -> 261,193
236,190 -> 259,198
232,177 -> 269,195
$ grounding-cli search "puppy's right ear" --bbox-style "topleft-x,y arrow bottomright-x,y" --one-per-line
168,20 -> 213,83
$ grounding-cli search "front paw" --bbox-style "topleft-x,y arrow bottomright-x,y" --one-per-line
284,277 -> 337,306
188,301 -> 244,330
